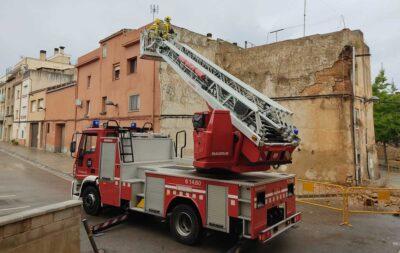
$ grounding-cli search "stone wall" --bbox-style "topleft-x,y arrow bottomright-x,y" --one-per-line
377,144 -> 400,171
159,28 -> 378,184
0,200 -> 81,253
216,29 -> 377,183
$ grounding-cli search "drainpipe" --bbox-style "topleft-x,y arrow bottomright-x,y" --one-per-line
351,46 -> 360,185
152,61 -> 156,128
74,70 -> 79,132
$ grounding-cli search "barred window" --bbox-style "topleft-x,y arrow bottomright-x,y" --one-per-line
129,95 -> 140,111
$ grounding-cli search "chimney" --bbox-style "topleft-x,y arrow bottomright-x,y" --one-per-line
59,46 -> 65,54
54,48 -> 59,55
206,33 -> 212,38
39,50 -> 46,61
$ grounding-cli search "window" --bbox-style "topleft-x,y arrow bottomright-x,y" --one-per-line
46,123 -> 50,133
79,134 -> 98,154
17,90 -> 20,99
87,75 -> 91,88
129,95 -> 140,111
31,100 -> 37,112
38,98 -> 44,110
101,96 -> 107,114
85,100 -> 90,117
256,191 -> 265,208
21,130 -> 24,139
127,57 -> 137,74
102,44 -> 107,58
354,109 -> 360,129
113,63 -> 120,80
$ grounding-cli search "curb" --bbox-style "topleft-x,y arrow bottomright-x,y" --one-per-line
0,147 -> 73,181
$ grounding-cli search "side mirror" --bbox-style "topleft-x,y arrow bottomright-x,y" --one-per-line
70,141 -> 76,154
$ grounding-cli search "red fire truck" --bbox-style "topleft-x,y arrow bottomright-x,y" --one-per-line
71,25 -> 301,245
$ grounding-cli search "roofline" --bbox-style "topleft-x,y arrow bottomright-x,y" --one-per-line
99,28 -> 132,44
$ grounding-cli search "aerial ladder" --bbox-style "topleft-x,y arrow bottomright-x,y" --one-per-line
140,20 -> 300,173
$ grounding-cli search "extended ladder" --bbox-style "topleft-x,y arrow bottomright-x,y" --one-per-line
140,31 -> 298,146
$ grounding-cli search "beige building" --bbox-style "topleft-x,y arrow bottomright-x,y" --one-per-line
3,47 -> 75,147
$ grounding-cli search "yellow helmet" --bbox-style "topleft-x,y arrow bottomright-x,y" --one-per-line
164,16 -> 171,22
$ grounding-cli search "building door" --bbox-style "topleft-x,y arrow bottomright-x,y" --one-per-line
55,123 -> 66,153
7,126 -> 12,141
30,123 -> 39,148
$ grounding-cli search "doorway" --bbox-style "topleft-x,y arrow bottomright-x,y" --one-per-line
30,123 -> 39,148
55,123 -> 66,153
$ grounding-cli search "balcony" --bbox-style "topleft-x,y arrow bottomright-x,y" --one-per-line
0,94 -> 5,103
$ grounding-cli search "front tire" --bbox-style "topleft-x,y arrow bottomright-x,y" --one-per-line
82,185 -> 101,215
170,204 -> 202,245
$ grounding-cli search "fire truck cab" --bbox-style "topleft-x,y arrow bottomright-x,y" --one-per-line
71,120 -> 301,245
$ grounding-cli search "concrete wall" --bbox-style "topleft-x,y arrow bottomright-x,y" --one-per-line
0,200 -> 81,253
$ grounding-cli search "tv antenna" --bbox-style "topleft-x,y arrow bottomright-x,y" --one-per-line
150,4 -> 159,21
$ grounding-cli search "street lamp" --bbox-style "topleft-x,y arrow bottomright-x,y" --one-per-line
365,96 -> 379,103
105,100 -> 118,107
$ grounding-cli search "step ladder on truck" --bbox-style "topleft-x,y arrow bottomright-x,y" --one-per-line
71,18 -> 301,245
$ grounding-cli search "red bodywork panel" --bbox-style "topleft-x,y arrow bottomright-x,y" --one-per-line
193,109 -> 296,173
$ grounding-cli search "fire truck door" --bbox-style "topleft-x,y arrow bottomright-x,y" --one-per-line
98,138 -> 120,207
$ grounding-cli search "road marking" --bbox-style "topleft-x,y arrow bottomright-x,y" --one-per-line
0,195 -> 16,198
0,205 -> 30,212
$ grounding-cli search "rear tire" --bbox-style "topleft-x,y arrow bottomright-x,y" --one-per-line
82,185 -> 101,215
170,204 -> 202,245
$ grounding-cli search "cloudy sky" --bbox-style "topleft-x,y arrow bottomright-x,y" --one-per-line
0,0 -> 399,88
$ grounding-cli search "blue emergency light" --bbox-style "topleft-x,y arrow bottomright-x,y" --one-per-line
130,122 -> 137,129
92,119 -> 100,128
293,128 -> 299,135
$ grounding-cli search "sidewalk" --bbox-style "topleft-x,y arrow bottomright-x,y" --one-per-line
0,141 -> 74,180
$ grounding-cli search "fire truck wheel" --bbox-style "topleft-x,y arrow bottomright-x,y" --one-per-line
170,204 -> 202,245
82,185 -> 101,215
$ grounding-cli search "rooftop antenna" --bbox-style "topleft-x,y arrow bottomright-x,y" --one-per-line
269,29 -> 284,43
150,4 -> 159,21
341,15 -> 346,28
303,0 -> 307,37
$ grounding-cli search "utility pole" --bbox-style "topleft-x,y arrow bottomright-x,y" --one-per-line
150,4 -> 159,21
303,0 -> 307,37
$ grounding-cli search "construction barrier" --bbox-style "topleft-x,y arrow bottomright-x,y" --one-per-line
295,179 -> 400,226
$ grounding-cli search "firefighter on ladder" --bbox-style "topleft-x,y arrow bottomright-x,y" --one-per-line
148,16 -> 175,40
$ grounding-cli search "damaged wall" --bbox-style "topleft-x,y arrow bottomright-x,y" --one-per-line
159,28 -> 378,184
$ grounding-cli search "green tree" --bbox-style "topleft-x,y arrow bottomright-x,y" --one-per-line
372,69 -> 400,169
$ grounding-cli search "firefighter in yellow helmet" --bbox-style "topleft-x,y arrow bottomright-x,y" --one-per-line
163,16 -> 173,39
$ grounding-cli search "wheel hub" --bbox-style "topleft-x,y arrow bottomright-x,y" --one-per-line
84,193 -> 96,208
176,212 -> 193,237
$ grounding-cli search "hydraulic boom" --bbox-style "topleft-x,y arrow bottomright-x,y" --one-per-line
140,19 -> 300,172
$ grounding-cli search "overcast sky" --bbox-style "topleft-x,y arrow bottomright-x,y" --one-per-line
0,0 -> 399,88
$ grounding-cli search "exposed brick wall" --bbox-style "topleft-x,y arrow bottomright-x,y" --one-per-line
0,200 -> 81,253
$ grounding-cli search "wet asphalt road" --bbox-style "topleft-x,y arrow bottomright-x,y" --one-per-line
0,149 -> 399,253
0,151 -> 71,216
